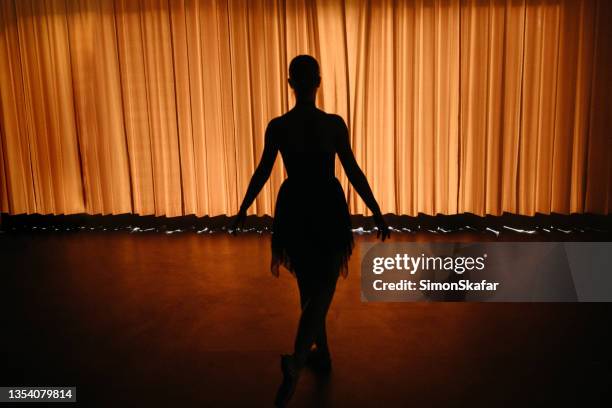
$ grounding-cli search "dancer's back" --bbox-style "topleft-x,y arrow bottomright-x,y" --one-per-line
271,104 -> 343,182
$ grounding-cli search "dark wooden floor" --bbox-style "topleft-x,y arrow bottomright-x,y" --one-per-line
1,231 -> 611,407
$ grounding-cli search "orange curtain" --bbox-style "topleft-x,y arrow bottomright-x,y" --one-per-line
0,0 -> 610,217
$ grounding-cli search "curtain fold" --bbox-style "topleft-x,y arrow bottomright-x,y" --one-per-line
0,0 -> 610,217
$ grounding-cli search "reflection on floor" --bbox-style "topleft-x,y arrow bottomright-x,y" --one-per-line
1,231 -> 611,407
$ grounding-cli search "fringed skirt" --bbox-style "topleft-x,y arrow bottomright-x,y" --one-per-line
271,177 -> 354,278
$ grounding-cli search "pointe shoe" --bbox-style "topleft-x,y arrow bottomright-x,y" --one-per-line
274,354 -> 302,407
306,348 -> 332,374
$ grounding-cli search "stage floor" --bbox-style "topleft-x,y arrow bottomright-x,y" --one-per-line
1,231 -> 611,407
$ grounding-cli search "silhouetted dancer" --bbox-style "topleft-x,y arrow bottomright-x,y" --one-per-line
231,55 -> 390,407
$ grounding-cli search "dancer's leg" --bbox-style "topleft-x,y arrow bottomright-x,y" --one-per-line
275,255 -> 340,407
293,255 -> 340,365
296,266 -> 329,354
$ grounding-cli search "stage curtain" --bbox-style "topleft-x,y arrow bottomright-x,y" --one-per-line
0,0 -> 610,217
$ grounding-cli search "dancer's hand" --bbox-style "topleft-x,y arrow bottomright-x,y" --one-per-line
230,209 -> 246,235
374,212 -> 391,241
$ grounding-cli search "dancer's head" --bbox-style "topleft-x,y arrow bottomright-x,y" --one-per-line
288,55 -> 320,102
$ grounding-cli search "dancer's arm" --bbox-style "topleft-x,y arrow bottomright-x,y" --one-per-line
238,121 -> 279,215
231,121 -> 278,232
334,115 -> 381,215
334,115 -> 390,241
